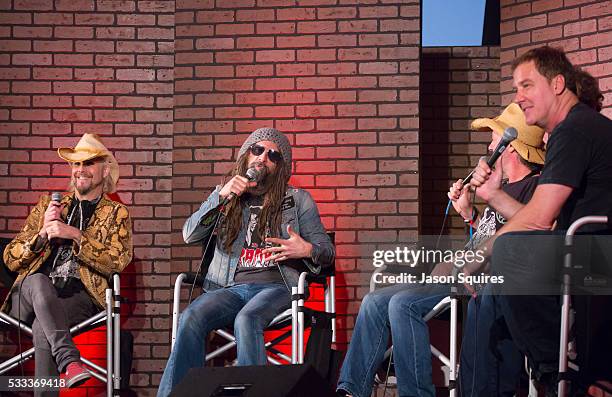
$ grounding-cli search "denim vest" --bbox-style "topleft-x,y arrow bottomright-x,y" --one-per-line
183,186 -> 335,292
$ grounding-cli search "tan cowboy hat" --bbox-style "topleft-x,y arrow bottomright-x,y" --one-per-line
57,133 -> 119,191
471,103 -> 546,165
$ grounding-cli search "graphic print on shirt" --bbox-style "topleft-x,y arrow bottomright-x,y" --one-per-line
471,206 -> 506,248
238,204 -> 275,268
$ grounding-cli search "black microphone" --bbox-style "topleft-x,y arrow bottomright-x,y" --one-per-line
220,167 -> 261,206
462,127 -> 518,184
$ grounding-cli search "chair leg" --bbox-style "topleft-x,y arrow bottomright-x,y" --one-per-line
113,274 -> 121,395
106,288 -> 113,397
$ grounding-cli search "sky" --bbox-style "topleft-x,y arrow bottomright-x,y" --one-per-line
422,0 -> 487,47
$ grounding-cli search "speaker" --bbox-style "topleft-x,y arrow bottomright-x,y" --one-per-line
170,364 -> 337,397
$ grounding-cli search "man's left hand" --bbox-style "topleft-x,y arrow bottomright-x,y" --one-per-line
263,225 -> 313,262
45,220 -> 82,242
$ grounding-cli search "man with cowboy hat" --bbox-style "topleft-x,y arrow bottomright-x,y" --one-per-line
3,133 -> 132,394
158,127 -> 334,397
336,103 -> 546,397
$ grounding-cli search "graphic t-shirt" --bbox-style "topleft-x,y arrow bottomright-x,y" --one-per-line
234,196 -> 284,284
469,174 -> 539,248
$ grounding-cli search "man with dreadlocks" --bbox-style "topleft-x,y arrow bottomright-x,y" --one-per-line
157,128 -> 335,396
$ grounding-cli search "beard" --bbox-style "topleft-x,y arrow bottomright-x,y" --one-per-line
71,174 -> 102,196
247,161 -> 275,196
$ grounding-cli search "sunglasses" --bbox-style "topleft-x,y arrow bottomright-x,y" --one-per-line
249,144 -> 283,164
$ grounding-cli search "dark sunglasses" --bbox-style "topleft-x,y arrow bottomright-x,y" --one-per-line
249,144 -> 283,163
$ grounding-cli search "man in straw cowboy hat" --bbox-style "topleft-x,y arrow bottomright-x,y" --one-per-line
337,103 -> 546,397
3,133 -> 132,394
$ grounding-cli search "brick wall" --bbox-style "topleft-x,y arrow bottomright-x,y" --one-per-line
173,0 -> 421,357
500,0 -> 611,117
0,1 -> 174,395
420,46 -> 501,236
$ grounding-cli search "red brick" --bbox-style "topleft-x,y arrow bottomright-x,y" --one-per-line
277,35 -> 316,48
53,109 -> 92,121
215,23 -> 254,36
96,82 -> 136,94
256,50 -> 295,63
55,0 -> 94,11
339,19 -> 377,32
13,26 -> 52,38
33,40 -> 73,52
236,64 -> 274,77
0,12 -> 32,24
97,0 -> 135,11
581,2 -> 612,19
338,76 -> 377,88
236,9 -> 274,21
11,109 -> 50,121
318,34 -> 357,47
256,22 -> 296,34
359,33 -> 398,46
54,26 -> 93,39
255,105 -> 295,118
215,51 -> 254,64
73,96 -> 113,108
236,36 -> 274,49
230,92 -> 270,105
581,32 -> 612,49
117,41 -> 156,53
336,188 -> 376,201
0,68 -> 29,80
95,110 -> 133,122
53,54 -> 94,66
297,76 -> 336,90
214,107 -> 253,119
76,13 -> 114,25
117,14 -> 156,26
255,78 -> 294,90
277,8 -> 316,21
53,82 -> 93,94
531,0 -> 563,13
548,8 -> 580,25
297,21 -> 336,34
338,48 -> 376,61
532,25 -> 562,43
516,14 -> 547,31
75,68 -> 114,80
337,104 -> 376,117
14,0 -> 53,10
0,40 -> 31,52
501,2 -> 531,19
317,63 -> 357,75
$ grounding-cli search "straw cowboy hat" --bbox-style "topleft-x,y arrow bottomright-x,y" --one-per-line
471,103 -> 546,165
57,134 -> 119,191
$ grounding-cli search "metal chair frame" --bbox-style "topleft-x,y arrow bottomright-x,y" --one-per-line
369,266 -> 459,397
172,270 -> 336,366
0,273 -> 122,397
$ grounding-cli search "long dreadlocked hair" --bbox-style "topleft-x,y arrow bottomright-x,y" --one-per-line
219,151 -> 291,252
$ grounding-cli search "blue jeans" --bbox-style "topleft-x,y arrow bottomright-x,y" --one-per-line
157,282 -> 291,397
337,283 -> 448,397
459,286 -> 522,397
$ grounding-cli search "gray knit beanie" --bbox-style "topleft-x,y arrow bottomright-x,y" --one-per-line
238,127 -> 292,177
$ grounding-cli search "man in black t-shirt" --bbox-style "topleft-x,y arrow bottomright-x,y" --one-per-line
468,46 -> 612,387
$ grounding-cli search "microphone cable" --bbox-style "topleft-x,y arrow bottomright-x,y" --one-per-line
187,203 -> 225,305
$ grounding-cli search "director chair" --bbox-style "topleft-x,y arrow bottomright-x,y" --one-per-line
172,233 -> 336,366
0,239 -> 122,397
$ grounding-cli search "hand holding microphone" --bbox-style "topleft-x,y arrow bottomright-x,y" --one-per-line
219,168 -> 261,206
461,127 -> 518,185
39,192 -> 64,240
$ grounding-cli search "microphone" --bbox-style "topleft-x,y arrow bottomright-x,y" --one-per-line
462,127 -> 518,184
51,192 -> 62,204
220,167 -> 261,206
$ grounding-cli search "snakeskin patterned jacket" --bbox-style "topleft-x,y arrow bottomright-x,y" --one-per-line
2,194 -> 132,313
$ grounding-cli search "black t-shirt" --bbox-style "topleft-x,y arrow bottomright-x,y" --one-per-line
470,174 -> 539,248
538,103 -> 612,230
234,196 -> 284,284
